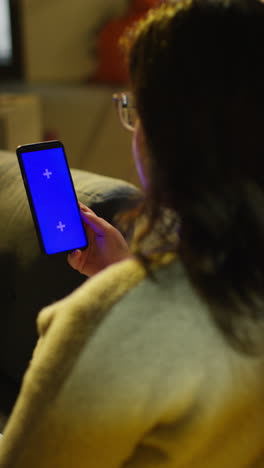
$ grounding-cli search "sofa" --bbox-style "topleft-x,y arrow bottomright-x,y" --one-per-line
0,149 -> 140,429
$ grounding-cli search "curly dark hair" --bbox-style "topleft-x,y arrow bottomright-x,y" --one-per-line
120,0 -> 264,352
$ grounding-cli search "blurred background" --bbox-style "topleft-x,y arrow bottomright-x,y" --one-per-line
0,0 -> 160,186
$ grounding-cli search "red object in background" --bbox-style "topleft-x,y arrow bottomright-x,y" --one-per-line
92,0 -> 161,85
133,0 -> 162,12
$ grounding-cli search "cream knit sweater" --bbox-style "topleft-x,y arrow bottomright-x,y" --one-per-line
0,258 -> 263,467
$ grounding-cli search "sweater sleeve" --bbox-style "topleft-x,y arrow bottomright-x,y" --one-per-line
1,339 -> 160,468
0,259 -> 161,468
0,258 -> 203,468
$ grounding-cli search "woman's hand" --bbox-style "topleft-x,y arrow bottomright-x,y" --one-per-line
67,202 -> 131,277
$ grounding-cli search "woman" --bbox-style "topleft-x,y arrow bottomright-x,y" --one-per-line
0,1 -> 264,466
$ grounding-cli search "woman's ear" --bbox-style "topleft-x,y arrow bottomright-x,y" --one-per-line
132,119 -> 150,189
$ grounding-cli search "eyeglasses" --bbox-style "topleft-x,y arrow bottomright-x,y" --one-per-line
113,91 -> 137,132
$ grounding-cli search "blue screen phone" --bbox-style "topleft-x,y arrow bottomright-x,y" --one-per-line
16,140 -> 88,255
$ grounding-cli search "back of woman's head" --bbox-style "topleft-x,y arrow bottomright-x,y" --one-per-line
127,0 -> 264,351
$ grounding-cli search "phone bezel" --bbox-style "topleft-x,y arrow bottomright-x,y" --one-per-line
16,140 -> 88,256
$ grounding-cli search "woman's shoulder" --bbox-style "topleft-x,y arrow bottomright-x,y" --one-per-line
36,255 -> 207,342
36,256 -> 147,342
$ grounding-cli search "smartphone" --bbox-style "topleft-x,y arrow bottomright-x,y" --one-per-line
16,140 -> 88,255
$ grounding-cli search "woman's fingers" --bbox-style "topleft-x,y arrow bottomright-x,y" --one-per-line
67,249 -> 82,270
67,201 -> 130,277
78,201 -> 95,214
79,204 -> 113,236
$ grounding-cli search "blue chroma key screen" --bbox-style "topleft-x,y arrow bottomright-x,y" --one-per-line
21,147 -> 87,254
